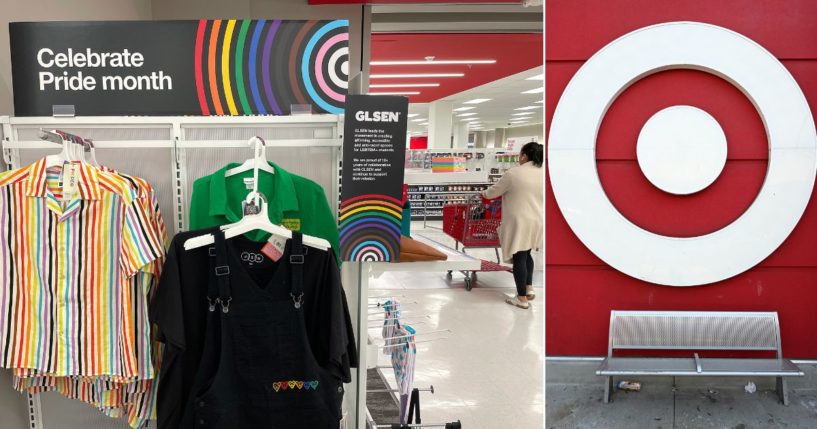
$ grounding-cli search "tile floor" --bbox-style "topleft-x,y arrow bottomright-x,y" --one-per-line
366,221 -> 544,429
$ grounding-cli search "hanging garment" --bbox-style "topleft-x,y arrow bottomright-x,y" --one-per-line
7,165 -> 168,428
182,230 -> 343,428
188,162 -> 340,263
381,300 -> 401,355
390,325 -> 416,424
150,227 -> 356,429
0,159 -> 162,378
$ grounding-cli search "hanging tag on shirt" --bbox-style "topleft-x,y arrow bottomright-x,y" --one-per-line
242,200 -> 261,216
62,163 -> 79,197
261,235 -> 287,262
242,192 -> 266,215
243,178 -> 255,190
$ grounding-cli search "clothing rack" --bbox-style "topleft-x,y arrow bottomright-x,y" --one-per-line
0,114 -> 347,429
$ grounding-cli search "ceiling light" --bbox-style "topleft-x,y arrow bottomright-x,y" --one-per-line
464,98 -> 491,105
371,59 -> 496,65
536,100 -> 544,103
522,87 -> 544,94
419,122 -> 429,126
514,106 -> 542,111
411,118 -> 427,122
526,73 -> 543,81
457,113 -> 478,117
370,83 -> 440,88
408,113 -> 419,118
370,73 -> 464,78
369,91 -> 420,95
512,112 -> 535,116
453,106 -> 476,112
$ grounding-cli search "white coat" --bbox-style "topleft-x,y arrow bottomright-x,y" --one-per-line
482,161 -> 543,263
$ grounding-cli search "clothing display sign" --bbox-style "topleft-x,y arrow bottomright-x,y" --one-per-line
339,95 -> 408,262
10,20 -> 349,116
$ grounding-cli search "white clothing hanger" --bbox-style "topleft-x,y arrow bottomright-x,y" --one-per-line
40,129 -> 86,168
83,139 -> 100,167
225,136 -> 275,177
184,136 -> 329,252
183,197 -> 330,251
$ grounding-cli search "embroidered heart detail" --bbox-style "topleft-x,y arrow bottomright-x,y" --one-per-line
310,381 -> 319,390
295,381 -> 304,390
272,382 -> 281,392
288,381 -> 296,389
280,382 -> 289,391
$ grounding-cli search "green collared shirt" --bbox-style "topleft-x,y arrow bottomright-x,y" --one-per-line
188,162 -> 340,263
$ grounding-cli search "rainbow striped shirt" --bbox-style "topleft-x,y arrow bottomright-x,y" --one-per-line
0,158 -> 163,381
9,164 -> 168,427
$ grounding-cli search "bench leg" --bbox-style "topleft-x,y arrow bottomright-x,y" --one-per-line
604,376 -> 613,403
776,377 -> 789,406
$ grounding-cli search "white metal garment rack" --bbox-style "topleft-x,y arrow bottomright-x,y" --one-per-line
0,115 -> 351,429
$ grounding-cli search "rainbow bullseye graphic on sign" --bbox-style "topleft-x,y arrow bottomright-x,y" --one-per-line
339,194 -> 403,262
194,19 -> 348,116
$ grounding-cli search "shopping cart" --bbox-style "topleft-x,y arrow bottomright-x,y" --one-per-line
442,195 -> 511,290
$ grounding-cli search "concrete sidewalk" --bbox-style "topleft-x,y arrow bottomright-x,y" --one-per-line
546,360 -> 817,429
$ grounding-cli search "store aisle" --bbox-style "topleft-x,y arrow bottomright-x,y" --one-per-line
369,287 -> 544,429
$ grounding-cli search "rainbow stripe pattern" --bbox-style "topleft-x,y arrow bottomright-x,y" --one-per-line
431,157 -> 466,173
194,19 -> 349,115
339,194 -> 402,262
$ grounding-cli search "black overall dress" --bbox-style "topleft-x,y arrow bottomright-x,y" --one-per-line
182,231 -> 344,428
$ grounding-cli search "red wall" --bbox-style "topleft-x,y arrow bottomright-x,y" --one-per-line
545,0 -> 817,357
409,136 -> 428,150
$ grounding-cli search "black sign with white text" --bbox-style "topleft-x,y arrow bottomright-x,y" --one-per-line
9,20 -> 349,116
338,95 -> 408,262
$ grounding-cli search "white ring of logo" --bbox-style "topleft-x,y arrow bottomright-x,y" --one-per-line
548,22 -> 817,286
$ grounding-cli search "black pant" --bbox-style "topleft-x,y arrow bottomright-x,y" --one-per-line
512,250 -> 534,297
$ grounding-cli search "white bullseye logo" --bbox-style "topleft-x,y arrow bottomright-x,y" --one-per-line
548,21 -> 817,286
637,106 -> 727,195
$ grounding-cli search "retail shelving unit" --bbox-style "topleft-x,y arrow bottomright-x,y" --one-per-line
0,115 -> 364,429
404,171 -> 491,224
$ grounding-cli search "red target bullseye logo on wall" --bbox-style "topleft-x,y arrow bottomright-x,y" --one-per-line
548,22 -> 817,287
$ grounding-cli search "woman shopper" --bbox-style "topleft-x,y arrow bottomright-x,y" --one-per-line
481,141 -> 543,309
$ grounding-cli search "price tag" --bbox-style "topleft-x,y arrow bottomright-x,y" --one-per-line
62,163 -> 79,198
260,235 -> 287,262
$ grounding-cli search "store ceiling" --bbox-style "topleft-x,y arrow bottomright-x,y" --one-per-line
406,66 -> 543,135
370,32 -> 542,103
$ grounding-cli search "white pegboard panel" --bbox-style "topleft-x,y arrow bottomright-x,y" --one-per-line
0,370 -> 29,429
14,127 -> 171,142
37,392 -> 155,429
183,125 -> 333,141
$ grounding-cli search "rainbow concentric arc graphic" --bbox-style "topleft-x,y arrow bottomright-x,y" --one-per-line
194,19 -> 349,115
339,194 -> 403,262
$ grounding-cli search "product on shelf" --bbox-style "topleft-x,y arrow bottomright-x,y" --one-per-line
431,156 -> 466,173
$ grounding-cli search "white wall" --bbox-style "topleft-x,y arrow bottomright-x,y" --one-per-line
0,0 -> 152,115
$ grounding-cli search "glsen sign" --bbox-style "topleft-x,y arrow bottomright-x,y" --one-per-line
339,95 -> 409,262
10,20 -> 349,116
548,22 -> 817,287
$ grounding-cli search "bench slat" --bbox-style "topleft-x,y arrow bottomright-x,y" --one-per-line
597,357 -> 803,377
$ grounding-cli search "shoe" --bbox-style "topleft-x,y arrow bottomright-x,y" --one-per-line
526,286 -> 536,301
505,296 -> 529,309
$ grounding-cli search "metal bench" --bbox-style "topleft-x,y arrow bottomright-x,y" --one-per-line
597,311 -> 803,405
